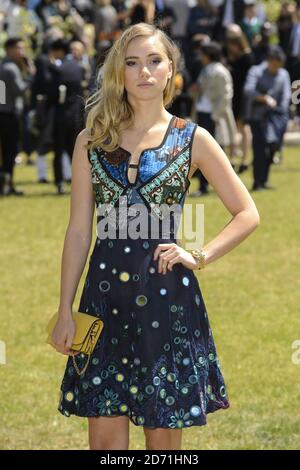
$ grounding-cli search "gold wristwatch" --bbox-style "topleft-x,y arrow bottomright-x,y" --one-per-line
187,248 -> 206,270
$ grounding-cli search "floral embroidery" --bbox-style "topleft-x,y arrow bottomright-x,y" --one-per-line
89,151 -> 126,217
138,147 -> 190,219
96,388 -> 121,415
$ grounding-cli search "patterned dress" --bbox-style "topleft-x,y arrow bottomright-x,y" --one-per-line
58,114 -> 230,429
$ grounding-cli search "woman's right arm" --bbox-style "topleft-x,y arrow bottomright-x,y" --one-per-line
51,129 -> 95,356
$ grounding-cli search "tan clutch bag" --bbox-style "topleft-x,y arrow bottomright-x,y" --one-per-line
46,311 -> 104,375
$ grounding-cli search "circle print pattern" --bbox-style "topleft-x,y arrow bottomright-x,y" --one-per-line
57,115 -> 230,429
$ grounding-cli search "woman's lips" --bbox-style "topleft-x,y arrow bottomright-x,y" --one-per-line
138,84 -> 153,87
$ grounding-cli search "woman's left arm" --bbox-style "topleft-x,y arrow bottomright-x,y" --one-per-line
190,126 -> 260,266
153,126 -> 260,274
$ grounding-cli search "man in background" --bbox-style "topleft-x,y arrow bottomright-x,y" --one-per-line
244,46 -> 291,191
0,37 -> 35,196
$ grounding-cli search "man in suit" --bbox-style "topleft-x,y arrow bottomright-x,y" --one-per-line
221,0 -> 245,24
52,47 -> 85,194
244,46 -> 291,191
0,37 -> 35,196
31,38 -> 69,185
213,0 -> 246,40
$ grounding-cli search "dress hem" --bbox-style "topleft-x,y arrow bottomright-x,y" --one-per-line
57,402 -> 230,429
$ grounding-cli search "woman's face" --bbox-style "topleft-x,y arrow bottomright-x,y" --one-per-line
123,35 -> 172,102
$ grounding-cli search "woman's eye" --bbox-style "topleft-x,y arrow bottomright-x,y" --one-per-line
126,59 -> 161,67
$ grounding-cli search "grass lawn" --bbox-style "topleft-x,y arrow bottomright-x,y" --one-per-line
0,145 -> 299,450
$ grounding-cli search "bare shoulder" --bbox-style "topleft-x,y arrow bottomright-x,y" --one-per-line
76,128 -> 91,148
69,128 -> 95,230
190,123 -> 238,179
190,125 -> 223,169
72,128 -> 92,168
190,124 -> 260,220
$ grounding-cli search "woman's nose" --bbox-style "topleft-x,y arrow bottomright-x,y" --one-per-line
140,65 -> 150,76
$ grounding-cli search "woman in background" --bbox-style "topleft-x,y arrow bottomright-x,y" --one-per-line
225,28 -> 254,174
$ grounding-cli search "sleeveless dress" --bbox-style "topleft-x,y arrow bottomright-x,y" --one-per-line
57,114 -> 230,429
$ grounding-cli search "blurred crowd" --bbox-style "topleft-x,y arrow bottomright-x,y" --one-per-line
0,0 -> 299,196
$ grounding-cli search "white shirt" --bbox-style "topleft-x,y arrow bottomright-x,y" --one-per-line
222,0 -> 234,27
196,94 -> 213,113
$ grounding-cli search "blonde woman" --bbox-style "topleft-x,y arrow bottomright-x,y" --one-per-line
51,23 -> 260,450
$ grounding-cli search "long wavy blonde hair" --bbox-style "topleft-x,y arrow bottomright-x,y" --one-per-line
85,22 -> 181,152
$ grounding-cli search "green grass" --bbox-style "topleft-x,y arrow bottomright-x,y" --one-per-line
0,146 -> 300,450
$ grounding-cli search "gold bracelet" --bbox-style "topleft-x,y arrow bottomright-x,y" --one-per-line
187,248 -> 206,270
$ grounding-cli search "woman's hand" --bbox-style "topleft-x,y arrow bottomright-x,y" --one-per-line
51,311 -> 79,356
153,243 -> 200,274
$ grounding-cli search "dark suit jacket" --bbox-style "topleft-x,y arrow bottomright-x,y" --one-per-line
31,54 -> 61,108
213,0 -> 245,40
219,0 -> 245,24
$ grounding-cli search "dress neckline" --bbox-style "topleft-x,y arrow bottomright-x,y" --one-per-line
118,114 -> 176,158
120,114 -> 176,187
